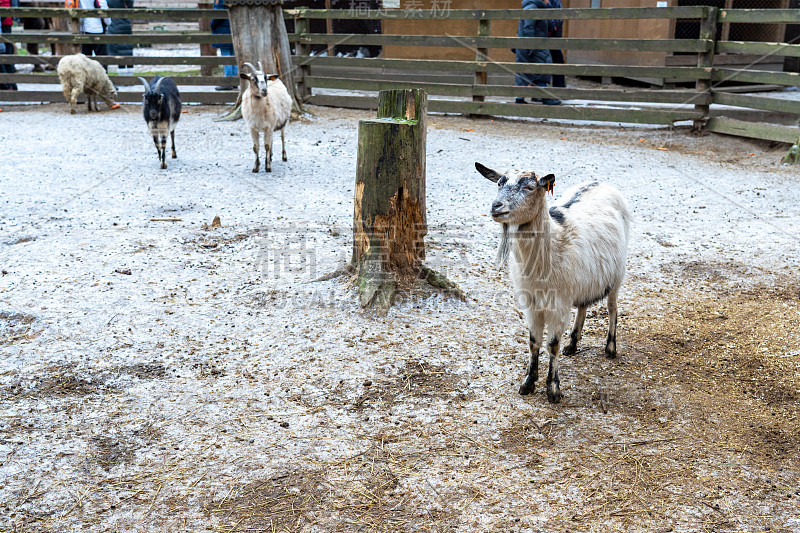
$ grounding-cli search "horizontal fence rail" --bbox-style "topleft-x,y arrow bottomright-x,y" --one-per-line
0,6 -> 797,143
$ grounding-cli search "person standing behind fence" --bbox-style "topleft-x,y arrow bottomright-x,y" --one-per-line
106,0 -> 133,75
548,0 -> 565,89
210,0 -> 237,91
514,0 -> 561,105
78,0 -> 110,67
0,0 -> 18,90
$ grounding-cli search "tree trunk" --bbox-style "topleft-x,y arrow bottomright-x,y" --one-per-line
226,0 -> 302,112
352,89 -> 428,311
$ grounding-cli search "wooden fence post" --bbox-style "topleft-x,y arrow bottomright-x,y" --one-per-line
295,11 -> 310,101
69,15 -> 80,54
694,6 -> 717,132
474,15 -> 489,103
199,2 -> 214,77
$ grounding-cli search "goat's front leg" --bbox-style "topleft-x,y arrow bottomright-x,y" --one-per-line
264,127 -> 275,172
160,134 -> 168,169
519,310 -> 544,396
250,129 -> 260,173
605,287 -> 619,359
152,134 -> 163,167
170,130 -> 177,159
87,93 -> 93,112
68,87 -> 81,114
563,305 -> 587,356
280,128 -> 287,162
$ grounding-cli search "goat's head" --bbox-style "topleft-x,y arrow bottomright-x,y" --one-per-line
139,76 -> 166,121
476,162 -> 555,225
240,61 -> 279,98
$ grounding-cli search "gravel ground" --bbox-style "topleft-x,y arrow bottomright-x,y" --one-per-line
1,103 -> 799,532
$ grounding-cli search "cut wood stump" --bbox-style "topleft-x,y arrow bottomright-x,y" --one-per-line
351,89 -> 464,313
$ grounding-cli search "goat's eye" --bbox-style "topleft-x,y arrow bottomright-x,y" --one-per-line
523,181 -> 537,190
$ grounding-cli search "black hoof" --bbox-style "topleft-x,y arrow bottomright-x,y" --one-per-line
172,153 -> 177,159
160,163 -> 167,170
252,167 -> 259,173
519,375 -> 537,395
605,347 -> 617,359
265,167 -> 272,173
547,387 -> 563,404
562,343 -> 577,356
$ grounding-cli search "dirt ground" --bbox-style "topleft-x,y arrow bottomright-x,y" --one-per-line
1,103 -> 799,532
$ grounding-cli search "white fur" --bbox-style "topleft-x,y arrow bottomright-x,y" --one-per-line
241,70 -> 291,172
56,53 -> 117,114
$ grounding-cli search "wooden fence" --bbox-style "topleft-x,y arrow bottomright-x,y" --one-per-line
0,6 -> 799,142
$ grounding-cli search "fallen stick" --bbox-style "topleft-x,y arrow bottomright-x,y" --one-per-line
149,217 -> 182,222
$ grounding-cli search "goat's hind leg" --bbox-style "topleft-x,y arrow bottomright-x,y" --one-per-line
170,130 -> 177,159
280,128 -> 287,162
250,129 -> 260,173
546,331 -> 564,404
605,287 -> 619,359
519,311 -> 544,396
563,305 -> 587,356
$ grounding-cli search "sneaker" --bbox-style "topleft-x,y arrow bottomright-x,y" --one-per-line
541,98 -> 562,106
514,98 -> 528,104
215,85 -> 238,91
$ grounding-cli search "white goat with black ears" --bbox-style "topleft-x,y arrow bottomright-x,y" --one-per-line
239,61 -> 291,173
476,162 -> 631,404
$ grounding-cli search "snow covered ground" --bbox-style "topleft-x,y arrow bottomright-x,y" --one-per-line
1,104 -> 799,532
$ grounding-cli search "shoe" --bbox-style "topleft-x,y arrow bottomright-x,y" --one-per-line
541,98 -> 562,105
32,65 -> 45,73
514,98 -> 528,104
215,85 -> 238,91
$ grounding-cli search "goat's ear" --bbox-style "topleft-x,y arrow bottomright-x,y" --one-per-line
537,174 -> 556,194
475,162 -> 503,183
239,72 -> 250,81
267,74 -> 280,81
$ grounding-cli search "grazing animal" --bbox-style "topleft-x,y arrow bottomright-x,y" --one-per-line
56,53 -> 118,114
239,61 -> 291,173
476,162 -> 631,403
138,76 -> 182,170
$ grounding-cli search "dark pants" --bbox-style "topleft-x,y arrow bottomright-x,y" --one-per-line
549,22 -> 565,88
0,25 -> 17,89
514,47 -> 552,87
82,42 -> 108,57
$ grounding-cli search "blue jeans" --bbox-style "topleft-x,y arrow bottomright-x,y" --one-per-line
218,45 -> 238,78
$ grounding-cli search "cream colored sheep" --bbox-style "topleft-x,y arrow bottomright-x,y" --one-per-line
57,53 -> 118,114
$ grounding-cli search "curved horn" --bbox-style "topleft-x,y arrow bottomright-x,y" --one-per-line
242,62 -> 258,74
258,61 -> 264,73
153,76 -> 165,93
137,76 -> 151,93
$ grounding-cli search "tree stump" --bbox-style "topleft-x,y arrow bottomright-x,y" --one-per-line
352,89 -> 463,312
219,0 -> 302,120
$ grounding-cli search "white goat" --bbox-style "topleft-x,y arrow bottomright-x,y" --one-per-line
57,53 -> 118,114
476,162 -> 631,404
239,61 -> 291,173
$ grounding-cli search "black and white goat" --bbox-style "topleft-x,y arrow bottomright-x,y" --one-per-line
476,162 -> 631,403
239,61 -> 291,173
138,76 -> 182,170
